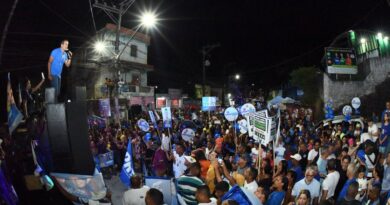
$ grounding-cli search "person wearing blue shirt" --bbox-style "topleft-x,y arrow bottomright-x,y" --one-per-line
47,39 -> 72,99
290,153 -> 304,181
266,175 -> 287,205
337,163 -> 357,202
380,113 -> 390,154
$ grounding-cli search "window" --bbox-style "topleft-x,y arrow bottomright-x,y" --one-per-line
130,45 -> 137,57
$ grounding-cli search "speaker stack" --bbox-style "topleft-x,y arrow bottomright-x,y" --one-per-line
45,86 -> 94,175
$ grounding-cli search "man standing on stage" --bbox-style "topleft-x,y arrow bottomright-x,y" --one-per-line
47,39 -> 72,100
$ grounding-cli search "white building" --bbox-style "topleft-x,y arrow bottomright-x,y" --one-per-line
71,23 -> 155,107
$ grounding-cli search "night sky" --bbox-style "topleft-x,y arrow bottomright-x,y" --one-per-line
0,0 -> 389,121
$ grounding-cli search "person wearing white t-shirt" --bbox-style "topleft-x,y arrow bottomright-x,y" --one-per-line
122,175 -> 150,205
244,167 -> 258,194
292,167 -> 321,205
368,119 -> 379,142
196,185 -> 218,205
308,140 -> 320,165
320,159 -> 340,201
172,144 -> 188,178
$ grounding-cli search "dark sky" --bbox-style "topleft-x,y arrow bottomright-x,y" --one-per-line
0,0 -> 389,121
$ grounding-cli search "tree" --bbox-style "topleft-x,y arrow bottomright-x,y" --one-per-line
290,66 -> 321,106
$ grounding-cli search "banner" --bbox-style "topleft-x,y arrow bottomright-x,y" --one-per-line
156,98 -> 167,109
181,128 -> 195,142
145,177 -> 176,205
202,96 -> 217,111
240,103 -> 256,116
98,151 -> 114,168
247,110 -> 279,145
7,74 -> 23,135
137,119 -> 150,132
98,98 -> 111,118
161,107 -> 172,128
51,170 -> 107,201
148,110 -> 158,128
325,47 -> 357,74
224,107 -> 239,122
120,141 -> 135,187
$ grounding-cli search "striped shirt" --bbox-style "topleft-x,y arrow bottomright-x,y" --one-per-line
177,175 -> 205,205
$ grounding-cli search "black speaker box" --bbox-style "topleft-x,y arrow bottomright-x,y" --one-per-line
45,102 -> 94,175
73,86 -> 86,102
45,88 -> 56,104
46,103 -> 73,173
65,101 -> 94,175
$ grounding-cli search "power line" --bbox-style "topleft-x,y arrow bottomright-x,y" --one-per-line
88,0 -> 97,33
38,0 -> 91,38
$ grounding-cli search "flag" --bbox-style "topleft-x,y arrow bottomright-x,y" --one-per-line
120,140 -> 134,187
7,73 -> 23,135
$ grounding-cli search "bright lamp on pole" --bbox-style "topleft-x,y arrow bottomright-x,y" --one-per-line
141,12 -> 157,28
94,41 -> 106,53
235,74 -> 240,80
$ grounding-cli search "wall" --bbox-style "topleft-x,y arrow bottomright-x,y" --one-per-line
102,32 -> 148,64
323,56 -> 390,108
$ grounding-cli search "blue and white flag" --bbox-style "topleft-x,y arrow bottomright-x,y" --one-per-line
7,73 -> 23,135
120,141 -> 134,187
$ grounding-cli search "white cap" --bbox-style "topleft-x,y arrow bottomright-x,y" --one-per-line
290,153 -> 302,161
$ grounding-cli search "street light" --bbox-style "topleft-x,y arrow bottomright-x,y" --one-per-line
93,11 -> 158,57
235,74 -> 240,80
377,32 -> 383,39
140,12 -> 157,28
94,41 -> 106,53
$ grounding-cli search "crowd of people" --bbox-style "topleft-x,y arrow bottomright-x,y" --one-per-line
85,101 -> 390,205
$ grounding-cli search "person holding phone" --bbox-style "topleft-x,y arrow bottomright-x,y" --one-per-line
47,39 -> 72,100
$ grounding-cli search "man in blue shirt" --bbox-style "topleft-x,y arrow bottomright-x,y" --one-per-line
337,163 -> 357,202
47,39 -> 72,100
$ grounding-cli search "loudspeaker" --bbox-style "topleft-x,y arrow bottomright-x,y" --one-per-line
73,86 -> 86,102
45,88 -> 56,103
66,101 -> 94,175
46,103 -> 73,173
45,102 -> 94,175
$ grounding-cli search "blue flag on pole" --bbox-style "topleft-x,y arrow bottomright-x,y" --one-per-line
7,73 -> 23,135
120,141 -> 135,187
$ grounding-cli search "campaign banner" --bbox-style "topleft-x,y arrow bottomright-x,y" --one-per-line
247,110 -> 279,145
325,47 -> 357,74
202,96 -> 217,111
161,107 -> 172,128
224,107 -> 239,122
240,103 -> 256,116
98,98 -> 111,118
98,151 -> 114,168
149,111 -> 156,123
181,128 -> 195,142
156,98 -> 167,109
51,171 -> 107,201
145,177 -> 175,205
238,119 -> 248,134
137,119 -> 150,132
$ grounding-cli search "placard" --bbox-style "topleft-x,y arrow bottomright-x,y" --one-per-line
240,103 -> 256,116
98,98 -> 111,118
161,107 -> 172,128
202,96 -> 217,111
181,128 -> 195,142
137,119 -> 150,132
224,107 -> 239,122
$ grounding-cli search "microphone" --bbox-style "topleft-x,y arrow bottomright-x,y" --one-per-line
65,49 -> 72,59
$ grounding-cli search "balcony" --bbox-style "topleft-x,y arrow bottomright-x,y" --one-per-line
96,84 -> 154,99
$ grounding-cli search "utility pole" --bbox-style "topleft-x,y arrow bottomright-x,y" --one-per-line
201,43 -> 220,97
93,0 -> 135,55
